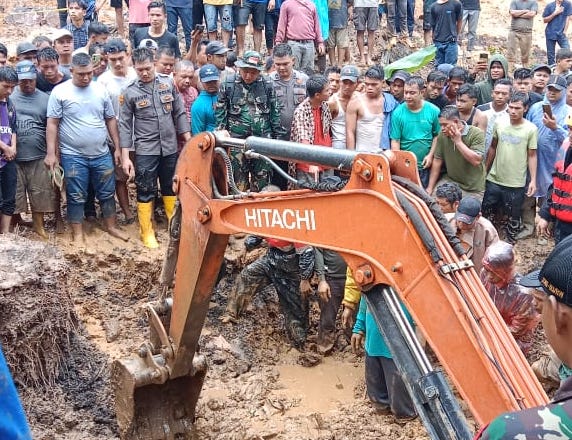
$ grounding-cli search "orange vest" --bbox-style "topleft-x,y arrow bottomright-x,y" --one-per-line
550,159 -> 572,222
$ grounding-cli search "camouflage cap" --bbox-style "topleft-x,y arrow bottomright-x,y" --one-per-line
235,51 -> 264,71
520,236 -> 572,307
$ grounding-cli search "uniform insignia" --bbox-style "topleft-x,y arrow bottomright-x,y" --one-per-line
137,99 -> 149,107
163,103 -> 172,113
158,83 -> 169,90
160,94 -> 174,103
119,94 -> 124,106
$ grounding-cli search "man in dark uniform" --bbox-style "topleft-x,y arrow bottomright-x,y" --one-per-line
215,50 -> 286,192
119,47 -> 190,248
476,235 -> 572,439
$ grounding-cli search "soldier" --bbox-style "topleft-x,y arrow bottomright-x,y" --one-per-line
119,47 -> 190,248
476,235 -> 572,439
215,51 -> 286,192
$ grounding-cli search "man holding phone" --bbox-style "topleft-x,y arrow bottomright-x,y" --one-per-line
527,75 -> 570,200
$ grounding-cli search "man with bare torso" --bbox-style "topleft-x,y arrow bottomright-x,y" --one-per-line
346,65 -> 399,152
328,65 -> 358,149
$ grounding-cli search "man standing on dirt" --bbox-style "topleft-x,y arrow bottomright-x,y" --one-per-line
507,0 -> 538,69
275,0 -> 325,74
430,0 -> 463,66
119,47 -> 190,248
476,236 -> 572,439
346,65 -> 399,152
11,61 -> 55,239
543,0 -> 572,65
44,53 -> 127,245
353,0 -> 380,66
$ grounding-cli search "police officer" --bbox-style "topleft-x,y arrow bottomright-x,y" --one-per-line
119,47 -> 190,249
476,235 -> 572,439
215,50 -> 286,192
269,43 -> 308,188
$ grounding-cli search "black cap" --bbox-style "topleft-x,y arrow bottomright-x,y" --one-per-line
519,236 -> 572,307
16,42 -> 37,56
454,196 -> 481,224
531,64 -> 552,75
205,41 -> 230,55
547,75 -> 567,91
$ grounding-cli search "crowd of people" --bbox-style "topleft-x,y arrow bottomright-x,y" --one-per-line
1,0 -> 572,436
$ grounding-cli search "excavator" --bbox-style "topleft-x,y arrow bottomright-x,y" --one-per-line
112,132 -> 548,440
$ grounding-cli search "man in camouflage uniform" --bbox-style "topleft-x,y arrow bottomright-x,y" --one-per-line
476,235 -> 572,439
222,230 -> 314,349
215,51 -> 286,192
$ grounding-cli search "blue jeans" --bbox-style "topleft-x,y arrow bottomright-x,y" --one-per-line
204,4 -> 233,33
395,0 -> 415,36
167,5 -> 193,50
60,152 -> 116,223
134,153 -> 178,202
546,34 -> 570,65
0,160 -> 16,216
434,40 -> 458,65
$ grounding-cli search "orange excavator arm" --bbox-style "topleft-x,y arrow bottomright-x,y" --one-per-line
113,132 -> 547,440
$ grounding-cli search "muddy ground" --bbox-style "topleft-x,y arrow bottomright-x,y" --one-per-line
0,0 -> 558,438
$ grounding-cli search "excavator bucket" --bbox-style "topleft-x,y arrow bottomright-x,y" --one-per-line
112,354 -> 207,440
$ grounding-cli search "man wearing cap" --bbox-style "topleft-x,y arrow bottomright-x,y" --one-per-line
531,63 -> 552,94
16,42 -> 38,66
527,75 -> 570,200
215,51 -> 286,191
11,61 -> 54,239
51,29 -> 74,76
347,65 -> 399,152
484,91 -> 537,243
329,64 -> 359,150
448,196 -> 498,273
387,70 -> 410,103
205,41 -> 230,75
119,47 -> 190,248
134,1 -> 181,59
476,235 -> 572,439
191,64 -> 220,134
275,0 -> 325,74
269,43 -> 308,188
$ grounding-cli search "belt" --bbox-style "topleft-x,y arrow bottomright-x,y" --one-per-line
289,39 -> 313,44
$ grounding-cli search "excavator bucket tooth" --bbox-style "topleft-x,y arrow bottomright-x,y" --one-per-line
112,355 -> 207,440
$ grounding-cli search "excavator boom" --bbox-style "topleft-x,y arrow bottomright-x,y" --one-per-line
113,132 -> 547,440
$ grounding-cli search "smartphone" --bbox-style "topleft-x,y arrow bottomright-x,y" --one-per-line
479,52 -> 488,60
543,104 -> 553,119
195,24 -> 205,32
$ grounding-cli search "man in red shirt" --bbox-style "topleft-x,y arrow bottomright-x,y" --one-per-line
290,74 -> 333,185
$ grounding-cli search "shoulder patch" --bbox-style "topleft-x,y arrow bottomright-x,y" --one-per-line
119,94 -> 124,106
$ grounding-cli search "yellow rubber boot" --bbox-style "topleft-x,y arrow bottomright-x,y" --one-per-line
137,202 -> 159,249
162,196 -> 177,223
